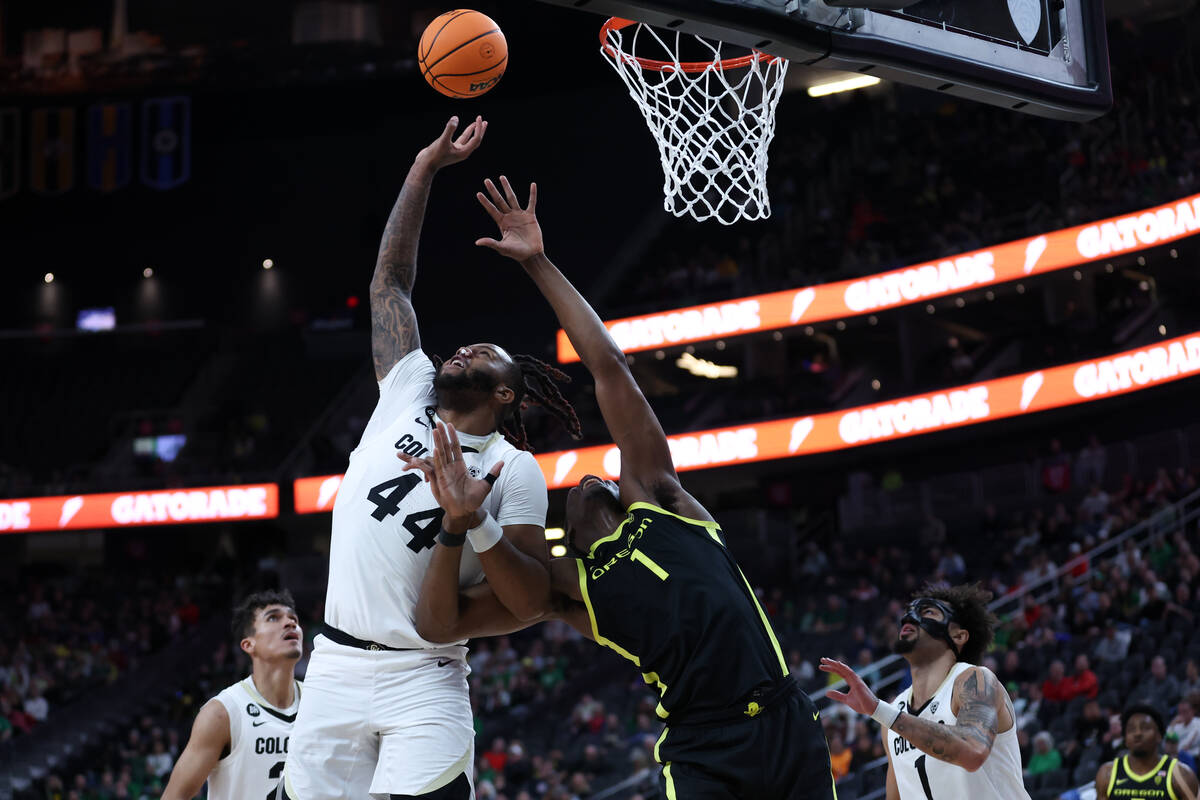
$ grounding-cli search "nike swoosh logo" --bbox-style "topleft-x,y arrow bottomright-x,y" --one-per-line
437,659 -> 453,667
252,720 -> 267,727
415,417 -> 429,428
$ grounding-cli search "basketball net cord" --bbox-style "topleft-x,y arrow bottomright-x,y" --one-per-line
601,21 -> 788,225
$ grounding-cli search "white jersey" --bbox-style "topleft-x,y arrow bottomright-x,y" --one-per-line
325,350 -> 548,648
887,662 -> 1030,800
207,676 -> 301,800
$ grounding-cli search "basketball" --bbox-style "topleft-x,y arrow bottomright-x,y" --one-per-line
419,10 -> 507,99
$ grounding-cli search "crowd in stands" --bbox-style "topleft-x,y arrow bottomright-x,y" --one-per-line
0,572 -> 216,750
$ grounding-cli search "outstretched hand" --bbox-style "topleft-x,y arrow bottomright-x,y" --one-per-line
475,176 -> 544,263
819,658 -> 882,716
398,421 -> 503,523
418,115 -> 487,171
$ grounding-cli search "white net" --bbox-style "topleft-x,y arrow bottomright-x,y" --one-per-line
601,19 -> 789,226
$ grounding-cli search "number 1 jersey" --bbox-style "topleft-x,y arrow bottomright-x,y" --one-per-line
324,350 -> 548,648
887,662 -> 1029,800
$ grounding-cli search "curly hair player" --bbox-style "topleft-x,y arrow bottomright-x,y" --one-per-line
282,118 -> 580,800
820,584 -> 1029,800
401,176 -> 836,800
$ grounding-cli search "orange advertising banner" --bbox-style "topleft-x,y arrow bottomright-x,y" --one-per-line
293,474 -> 344,514
292,332 -> 1200,509
557,193 -> 1200,362
0,483 -> 278,535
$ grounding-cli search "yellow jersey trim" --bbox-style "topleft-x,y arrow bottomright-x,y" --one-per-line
627,501 -> 721,531
654,727 -> 669,764
1107,759 -> 1118,796
576,558 -> 641,667
1123,754 -> 1170,782
587,516 -> 631,558
736,566 -> 789,676
1168,757 -> 1179,800
663,763 -> 678,800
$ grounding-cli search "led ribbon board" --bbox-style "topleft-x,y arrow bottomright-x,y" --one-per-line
293,332 -> 1200,508
558,192 -> 1200,362
539,332 -> 1200,488
0,483 -> 278,534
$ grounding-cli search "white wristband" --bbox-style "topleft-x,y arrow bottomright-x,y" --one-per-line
466,511 -> 504,553
871,699 -> 902,729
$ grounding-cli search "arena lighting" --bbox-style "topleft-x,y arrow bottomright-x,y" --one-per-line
676,351 -> 738,379
544,527 -> 565,540
807,75 -> 881,97
294,330 -> 1200,505
262,258 -> 274,270
0,483 -> 279,534
143,267 -> 154,278
556,191 -> 1200,362
43,272 -> 54,284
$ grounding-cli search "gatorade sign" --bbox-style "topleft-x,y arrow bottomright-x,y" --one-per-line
0,483 -> 278,534
557,193 -> 1200,362
537,332 -> 1200,488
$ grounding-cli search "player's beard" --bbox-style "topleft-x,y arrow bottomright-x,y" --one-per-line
434,365 -> 498,411
892,635 -> 918,656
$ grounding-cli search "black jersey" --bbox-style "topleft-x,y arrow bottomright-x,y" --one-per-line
575,502 -> 789,721
1105,755 -> 1184,800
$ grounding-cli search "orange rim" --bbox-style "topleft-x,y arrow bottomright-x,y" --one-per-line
600,17 -> 782,73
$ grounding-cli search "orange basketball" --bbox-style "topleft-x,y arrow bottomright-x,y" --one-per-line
419,10 -> 508,99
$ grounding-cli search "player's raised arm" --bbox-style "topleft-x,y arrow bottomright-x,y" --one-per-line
475,178 -> 694,507
160,700 -> 230,800
370,115 -> 486,380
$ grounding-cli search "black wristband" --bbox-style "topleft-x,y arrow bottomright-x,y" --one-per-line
484,473 -> 498,486
437,526 -> 467,547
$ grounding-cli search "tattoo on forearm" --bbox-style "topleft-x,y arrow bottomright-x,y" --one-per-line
370,171 -> 432,376
892,669 -> 999,767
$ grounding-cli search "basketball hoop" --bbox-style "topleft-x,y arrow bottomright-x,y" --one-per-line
600,18 -> 788,226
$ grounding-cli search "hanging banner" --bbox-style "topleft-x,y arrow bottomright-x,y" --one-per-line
0,483 -> 279,535
0,109 -> 19,200
86,102 -> 133,192
140,96 -> 191,190
557,192 -> 1200,362
29,107 -> 75,196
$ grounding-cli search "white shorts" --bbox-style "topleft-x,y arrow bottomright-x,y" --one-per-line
283,634 -> 475,799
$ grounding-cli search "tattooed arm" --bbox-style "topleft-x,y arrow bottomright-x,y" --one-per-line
821,659 -> 1006,773
370,116 -> 487,380
889,667 -> 1003,772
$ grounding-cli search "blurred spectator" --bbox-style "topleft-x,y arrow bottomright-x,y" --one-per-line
1076,435 -> 1107,488
1026,732 -> 1063,777
1067,655 -> 1100,701
829,732 -> 852,780
1042,661 -> 1072,703
1166,731 -> 1198,773
1129,656 -> 1182,711
1041,439 -> 1072,494
1093,623 -> 1132,663
1169,696 -> 1200,759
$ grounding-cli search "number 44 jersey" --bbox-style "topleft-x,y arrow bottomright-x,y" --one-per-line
887,662 -> 1029,800
325,350 -> 548,648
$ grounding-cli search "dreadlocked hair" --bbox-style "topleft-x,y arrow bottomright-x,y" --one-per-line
430,352 -> 583,452
914,582 -> 997,665
501,353 -> 583,452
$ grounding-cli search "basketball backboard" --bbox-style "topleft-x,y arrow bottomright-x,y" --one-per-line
536,0 -> 1111,121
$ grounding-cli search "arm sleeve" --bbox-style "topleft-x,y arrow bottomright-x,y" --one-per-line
494,451 -> 549,528
356,350 -> 437,447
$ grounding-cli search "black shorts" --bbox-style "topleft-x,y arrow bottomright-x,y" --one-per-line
656,688 -> 836,800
